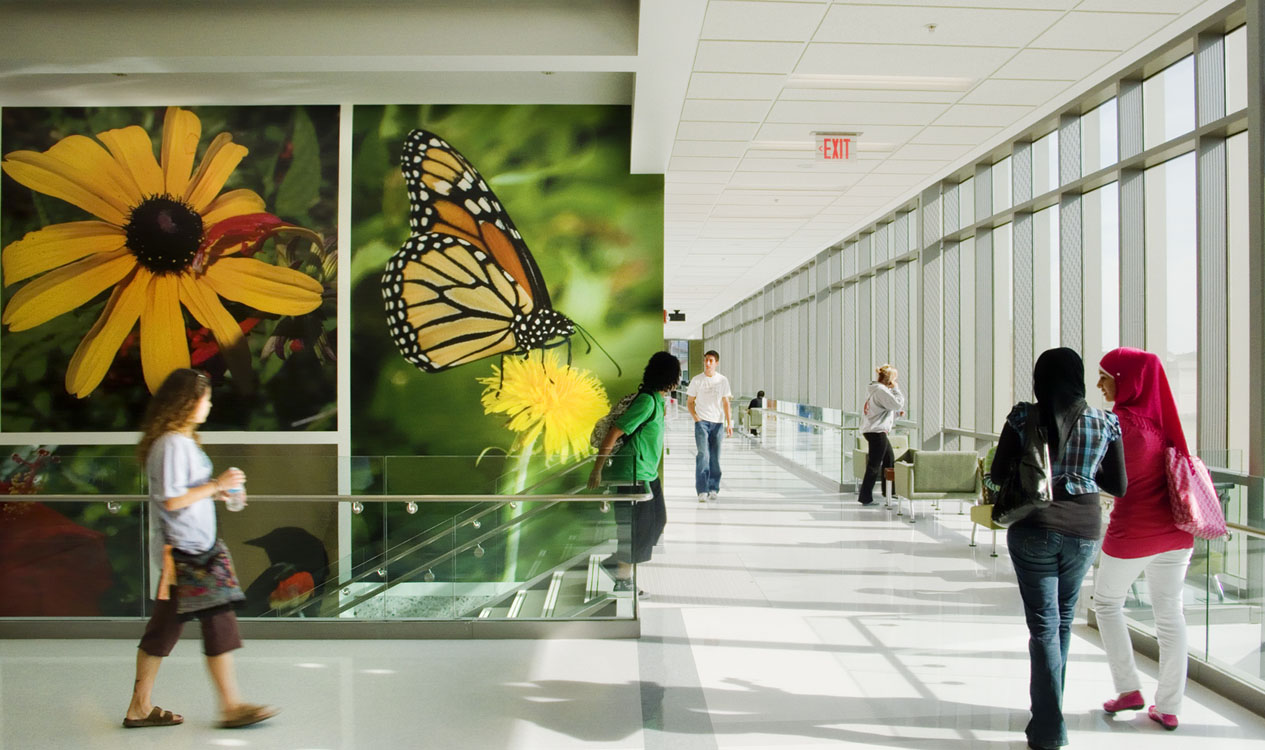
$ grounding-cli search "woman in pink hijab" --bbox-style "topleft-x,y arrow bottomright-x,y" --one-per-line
1094,348 -> 1193,731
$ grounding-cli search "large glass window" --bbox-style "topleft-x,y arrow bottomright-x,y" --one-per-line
993,157 -> 1012,213
1144,152 -> 1198,443
959,177 -> 975,229
1083,182 -> 1120,398
993,224 -> 1014,426
1226,25 -> 1247,115
1033,206 -> 1061,353
1032,131 -> 1060,196
959,236 -> 976,431
1081,99 -> 1118,174
1143,56 -> 1195,150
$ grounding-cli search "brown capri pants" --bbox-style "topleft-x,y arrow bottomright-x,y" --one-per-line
139,588 -> 243,658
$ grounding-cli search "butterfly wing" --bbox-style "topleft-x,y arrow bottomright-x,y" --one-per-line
383,129 -> 576,372
400,129 -> 553,308
383,234 -> 534,372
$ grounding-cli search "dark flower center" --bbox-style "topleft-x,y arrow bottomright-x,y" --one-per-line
124,196 -> 204,273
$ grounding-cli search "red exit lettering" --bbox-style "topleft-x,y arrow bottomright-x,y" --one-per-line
820,137 -> 852,160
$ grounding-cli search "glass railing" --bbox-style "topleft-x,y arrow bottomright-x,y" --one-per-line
741,404 -> 855,486
0,450 -> 650,625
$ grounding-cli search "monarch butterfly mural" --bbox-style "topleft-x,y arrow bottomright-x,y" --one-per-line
382,129 -> 579,372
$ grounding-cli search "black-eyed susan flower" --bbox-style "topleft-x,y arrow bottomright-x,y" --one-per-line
1,106 -> 324,396
479,352 -> 609,463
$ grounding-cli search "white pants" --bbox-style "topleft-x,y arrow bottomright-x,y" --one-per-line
1093,547 -> 1194,714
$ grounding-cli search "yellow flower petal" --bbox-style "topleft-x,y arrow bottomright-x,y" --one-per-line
2,146 -> 129,226
161,107 -> 201,198
202,257 -> 323,316
96,125 -> 164,199
200,190 -> 266,243
185,133 -> 248,212
66,267 -> 150,398
178,274 -> 254,388
1,248 -> 134,331
139,273 -> 190,394
2,220 -> 125,286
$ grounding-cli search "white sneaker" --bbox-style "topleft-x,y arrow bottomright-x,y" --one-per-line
707,491 -> 718,502
698,493 -> 708,503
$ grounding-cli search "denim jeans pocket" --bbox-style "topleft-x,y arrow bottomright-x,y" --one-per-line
1013,528 -> 1059,561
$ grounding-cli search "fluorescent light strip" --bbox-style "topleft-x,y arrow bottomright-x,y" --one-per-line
785,74 -> 974,92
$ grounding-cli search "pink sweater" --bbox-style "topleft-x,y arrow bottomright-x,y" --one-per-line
1102,410 -> 1194,558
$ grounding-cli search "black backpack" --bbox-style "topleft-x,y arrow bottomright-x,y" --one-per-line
991,405 -> 1080,527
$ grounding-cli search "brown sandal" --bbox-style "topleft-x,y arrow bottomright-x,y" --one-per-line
219,703 -> 279,729
123,706 -> 184,728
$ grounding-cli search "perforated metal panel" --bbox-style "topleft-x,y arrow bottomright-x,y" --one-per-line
943,242 -> 961,436
1060,194 -> 1083,352
1120,169 -> 1146,347
1013,212 -> 1035,400
974,228 -> 995,431
921,246 -> 942,446
875,271 -> 891,363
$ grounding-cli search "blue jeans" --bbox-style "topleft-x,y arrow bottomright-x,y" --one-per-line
1007,525 -> 1099,749
694,420 -> 724,494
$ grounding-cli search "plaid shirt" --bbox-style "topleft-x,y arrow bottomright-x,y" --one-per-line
1007,402 -> 1121,496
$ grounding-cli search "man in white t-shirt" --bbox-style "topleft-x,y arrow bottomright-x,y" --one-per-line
687,350 -> 732,502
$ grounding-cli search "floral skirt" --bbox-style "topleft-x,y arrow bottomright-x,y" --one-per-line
172,539 -> 246,616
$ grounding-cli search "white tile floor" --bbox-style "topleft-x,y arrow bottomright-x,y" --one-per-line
3,404 -> 1264,749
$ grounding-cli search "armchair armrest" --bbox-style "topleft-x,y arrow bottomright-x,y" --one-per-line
893,461 -> 914,496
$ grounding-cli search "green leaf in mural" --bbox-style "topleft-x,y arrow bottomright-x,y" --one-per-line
275,108 -> 322,221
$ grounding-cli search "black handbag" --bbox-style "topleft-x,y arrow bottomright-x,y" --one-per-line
991,406 -> 1066,527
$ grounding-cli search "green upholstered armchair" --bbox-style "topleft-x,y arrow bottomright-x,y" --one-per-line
969,446 -> 1004,556
891,450 -> 982,522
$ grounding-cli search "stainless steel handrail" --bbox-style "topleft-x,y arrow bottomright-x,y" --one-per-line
4,491 -> 649,504
759,409 -> 853,431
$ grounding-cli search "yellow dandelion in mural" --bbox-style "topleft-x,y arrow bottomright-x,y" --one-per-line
1,106 -> 324,396
479,352 -> 609,463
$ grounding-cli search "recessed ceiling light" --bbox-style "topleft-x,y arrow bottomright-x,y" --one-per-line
785,73 -> 973,92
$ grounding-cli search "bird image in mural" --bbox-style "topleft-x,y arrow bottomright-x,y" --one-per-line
241,526 -> 329,615
381,129 -> 591,372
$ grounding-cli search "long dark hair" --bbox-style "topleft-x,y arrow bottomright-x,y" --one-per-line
641,352 -> 681,393
137,369 -> 211,463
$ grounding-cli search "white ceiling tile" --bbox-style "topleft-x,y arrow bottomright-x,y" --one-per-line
911,125 -> 1003,145
717,192 -> 836,206
1076,0 -> 1196,10
668,155 -> 740,171
700,226 -> 804,239
695,40 -> 803,74
676,120 -> 760,140
815,5 -> 1061,47
959,78 -> 1075,106
868,159 -> 950,176
852,173 -> 924,187
666,183 -> 726,195
681,99 -> 770,121
1030,11 -> 1178,51
993,48 -> 1121,80
672,141 -> 750,157
667,194 -> 722,205
686,72 -> 787,100
797,43 -> 1014,79
711,204 -> 821,219
766,100 -> 950,125
737,157 -> 864,173
841,0 -> 1077,7
934,103 -> 1033,127
727,170 -> 860,189
755,122 -> 923,142
779,87 -> 964,103
890,143 -> 975,161
702,1 -> 826,42
667,170 -> 732,184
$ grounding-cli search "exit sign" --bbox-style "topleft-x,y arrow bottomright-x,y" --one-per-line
816,133 -> 858,161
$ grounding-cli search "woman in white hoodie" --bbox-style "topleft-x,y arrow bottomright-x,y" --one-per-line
858,364 -> 905,505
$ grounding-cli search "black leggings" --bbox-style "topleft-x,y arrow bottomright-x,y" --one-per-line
614,478 -> 665,564
859,432 -> 894,504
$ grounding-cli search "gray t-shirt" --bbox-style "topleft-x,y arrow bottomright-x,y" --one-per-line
148,433 -> 216,557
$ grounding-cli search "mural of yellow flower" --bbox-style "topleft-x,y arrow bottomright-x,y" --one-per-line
1,106 -> 324,396
479,352 -> 609,463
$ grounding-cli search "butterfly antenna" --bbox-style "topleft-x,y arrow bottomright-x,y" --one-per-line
573,323 -> 622,377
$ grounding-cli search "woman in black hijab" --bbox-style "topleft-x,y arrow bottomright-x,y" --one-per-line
989,347 -> 1126,750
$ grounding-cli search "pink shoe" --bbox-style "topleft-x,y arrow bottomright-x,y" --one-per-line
1102,690 -> 1144,713
1148,705 -> 1178,730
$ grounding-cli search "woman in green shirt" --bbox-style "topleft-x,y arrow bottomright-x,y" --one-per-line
588,351 -> 680,590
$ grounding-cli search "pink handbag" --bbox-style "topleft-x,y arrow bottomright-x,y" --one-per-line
1165,447 -> 1229,539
